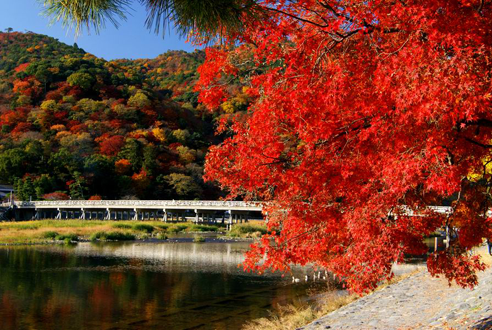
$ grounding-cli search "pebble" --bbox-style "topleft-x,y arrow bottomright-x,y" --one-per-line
300,247 -> 492,330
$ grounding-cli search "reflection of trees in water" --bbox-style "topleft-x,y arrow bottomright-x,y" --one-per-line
75,242 -> 249,273
0,244 -> 305,330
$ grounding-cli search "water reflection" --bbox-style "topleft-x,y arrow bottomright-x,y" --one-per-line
0,242 -> 321,330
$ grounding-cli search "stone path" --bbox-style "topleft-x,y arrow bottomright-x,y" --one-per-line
301,248 -> 492,330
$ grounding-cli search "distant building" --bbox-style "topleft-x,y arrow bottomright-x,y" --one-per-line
0,184 -> 14,201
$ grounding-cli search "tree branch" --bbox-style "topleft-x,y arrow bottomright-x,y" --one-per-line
464,137 -> 492,148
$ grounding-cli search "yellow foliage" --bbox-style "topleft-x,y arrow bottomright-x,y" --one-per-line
468,157 -> 492,182
221,101 -> 236,114
50,124 -> 66,132
176,146 -> 196,164
152,128 -> 167,142
172,129 -> 190,143
40,100 -> 58,111
55,131 -> 71,140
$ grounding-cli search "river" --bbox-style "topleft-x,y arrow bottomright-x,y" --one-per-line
0,240 -> 328,330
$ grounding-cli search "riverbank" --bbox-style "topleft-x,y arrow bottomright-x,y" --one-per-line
0,220 -> 217,244
0,220 -> 267,244
243,269 -> 421,330
243,247 -> 492,330
298,246 -> 492,330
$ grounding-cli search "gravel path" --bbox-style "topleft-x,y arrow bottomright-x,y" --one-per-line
301,248 -> 492,330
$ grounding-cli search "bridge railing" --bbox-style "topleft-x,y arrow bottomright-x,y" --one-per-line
9,200 -> 264,209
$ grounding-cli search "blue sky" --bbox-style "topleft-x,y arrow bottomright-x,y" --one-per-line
0,0 -> 196,60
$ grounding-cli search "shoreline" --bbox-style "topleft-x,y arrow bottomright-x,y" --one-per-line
0,236 -> 255,247
0,219 -> 265,245
298,246 -> 492,330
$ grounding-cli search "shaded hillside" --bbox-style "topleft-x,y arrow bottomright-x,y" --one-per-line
0,31 -> 222,201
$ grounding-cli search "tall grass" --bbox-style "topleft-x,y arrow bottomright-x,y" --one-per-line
193,235 -> 206,243
90,231 -> 135,241
167,224 -> 189,233
188,224 -> 218,232
132,224 -> 155,233
227,223 -> 267,238
243,294 -> 358,330
112,223 -> 132,230
0,220 -> 230,244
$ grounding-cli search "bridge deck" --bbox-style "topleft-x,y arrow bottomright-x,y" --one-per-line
4,200 -> 264,222
6,200 -> 263,211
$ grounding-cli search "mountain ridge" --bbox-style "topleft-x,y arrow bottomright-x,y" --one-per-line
0,30 -> 224,201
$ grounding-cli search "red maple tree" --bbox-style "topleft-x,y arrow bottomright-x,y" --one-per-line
97,135 -> 126,156
196,0 -> 492,293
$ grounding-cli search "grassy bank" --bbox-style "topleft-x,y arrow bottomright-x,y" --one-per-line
225,223 -> 267,239
0,220 -> 223,244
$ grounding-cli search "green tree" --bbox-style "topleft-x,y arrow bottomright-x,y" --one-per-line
15,177 -> 35,201
128,91 -> 151,108
118,139 -> 142,172
34,174 -> 55,199
165,173 -> 202,199
0,149 -> 28,183
22,177 -> 36,201
83,155 -> 117,198
67,72 -> 94,90
48,148 -> 81,182
69,172 -> 86,199
142,144 -> 157,176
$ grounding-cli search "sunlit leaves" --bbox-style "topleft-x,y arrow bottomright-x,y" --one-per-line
199,0 -> 492,293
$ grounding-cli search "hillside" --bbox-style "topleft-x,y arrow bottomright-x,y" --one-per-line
0,31 -> 223,201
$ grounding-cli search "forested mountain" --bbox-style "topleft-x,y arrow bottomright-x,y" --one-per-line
0,31 -> 231,201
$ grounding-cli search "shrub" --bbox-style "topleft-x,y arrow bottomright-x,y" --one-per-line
189,224 -> 218,232
90,231 -> 135,241
42,192 -> 70,200
43,231 -> 59,239
112,223 -> 132,229
55,234 -> 78,242
15,224 -> 40,230
193,235 -> 206,243
157,233 -> 168,240
168,224 -> 188,233
132,224 -> 154,233
227,224 -> 267,238
139,233 -> 150,240
155,224 -> 170,231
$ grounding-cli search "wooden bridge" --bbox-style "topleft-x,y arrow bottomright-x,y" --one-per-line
2,201 -> 459,225
4,200 -> 264,224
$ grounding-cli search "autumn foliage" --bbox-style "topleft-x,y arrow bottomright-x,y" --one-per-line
42,192 -> 70,200
198,0 -> 492,292
0,32 -> 222,201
